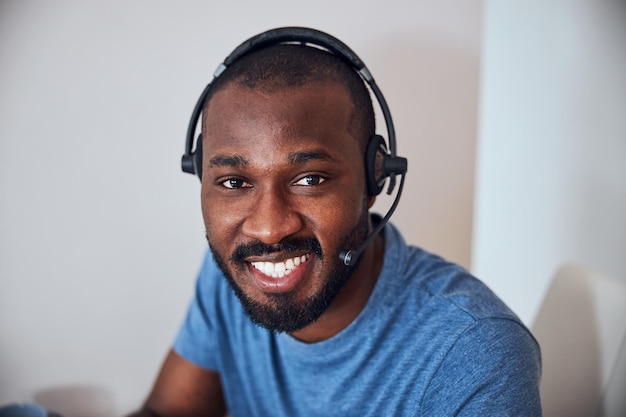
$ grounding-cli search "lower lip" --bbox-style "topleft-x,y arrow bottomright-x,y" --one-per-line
249,259 -> 311,294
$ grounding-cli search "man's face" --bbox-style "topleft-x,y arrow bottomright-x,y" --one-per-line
200,81 -> 371,333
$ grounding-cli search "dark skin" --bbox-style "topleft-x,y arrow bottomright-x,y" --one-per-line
129,81 -> 384,417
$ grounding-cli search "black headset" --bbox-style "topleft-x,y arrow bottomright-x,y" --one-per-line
181,27 -> 408,266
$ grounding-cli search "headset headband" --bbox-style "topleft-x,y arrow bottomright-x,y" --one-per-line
182,26 -> 401,192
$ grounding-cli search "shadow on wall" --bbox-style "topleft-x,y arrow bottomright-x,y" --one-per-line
34,385 -> 115,417
365,33 -> 479,269
532,264 -> 626,417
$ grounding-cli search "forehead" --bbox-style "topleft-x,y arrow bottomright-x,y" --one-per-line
201,81 -> 360,158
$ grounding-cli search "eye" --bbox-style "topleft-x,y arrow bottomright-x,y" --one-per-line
293,174 -> 326,187
221,178 -> 252,189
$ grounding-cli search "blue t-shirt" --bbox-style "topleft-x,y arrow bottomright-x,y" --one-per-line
174,222 -> 542,416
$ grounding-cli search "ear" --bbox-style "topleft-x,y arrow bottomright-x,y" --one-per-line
365,135 -> 388,196
194,134 -> 203,180
367,195 -> 376,209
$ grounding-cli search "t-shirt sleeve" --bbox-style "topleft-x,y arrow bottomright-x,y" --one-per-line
173,252 -> 221,371
420,317 -> 542,416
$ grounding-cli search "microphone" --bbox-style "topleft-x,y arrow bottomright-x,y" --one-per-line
339,172 -> 406,266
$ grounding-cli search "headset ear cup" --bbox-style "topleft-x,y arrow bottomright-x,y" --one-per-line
365,134 -> 388,196
194,134 -> 203,180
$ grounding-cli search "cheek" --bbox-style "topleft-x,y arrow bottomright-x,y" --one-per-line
201,193 -> 244,243
308,193 -> 367,239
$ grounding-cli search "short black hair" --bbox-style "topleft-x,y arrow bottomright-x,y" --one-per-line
202,43 -> 375,149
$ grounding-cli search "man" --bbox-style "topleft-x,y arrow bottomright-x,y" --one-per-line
130,28 -> 541,416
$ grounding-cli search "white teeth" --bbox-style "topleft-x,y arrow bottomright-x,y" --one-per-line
263,262 -> 274,275
251,254 -> 309,278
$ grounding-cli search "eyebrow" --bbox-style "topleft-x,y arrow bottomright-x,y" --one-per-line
208,155 -> 249,168
288,150 -> 339,165
207,149 -> 339,169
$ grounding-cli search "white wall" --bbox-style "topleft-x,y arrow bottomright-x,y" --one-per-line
0,1 -> 481,415
474,0 -> 626,325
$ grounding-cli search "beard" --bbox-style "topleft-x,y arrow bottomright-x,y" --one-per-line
209,210 -> 370,333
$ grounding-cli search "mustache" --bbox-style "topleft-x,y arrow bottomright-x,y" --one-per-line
230,237 -> 323,263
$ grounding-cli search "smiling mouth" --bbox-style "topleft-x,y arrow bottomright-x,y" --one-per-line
250,254 -> 310,278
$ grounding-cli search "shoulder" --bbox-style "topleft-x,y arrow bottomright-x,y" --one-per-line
420,317 -> 541,415
382,222 -> 519,323
381,224 -> 541,415
173,250 -> 243,370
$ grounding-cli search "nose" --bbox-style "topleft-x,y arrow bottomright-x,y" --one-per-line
242,187 -> 303,245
